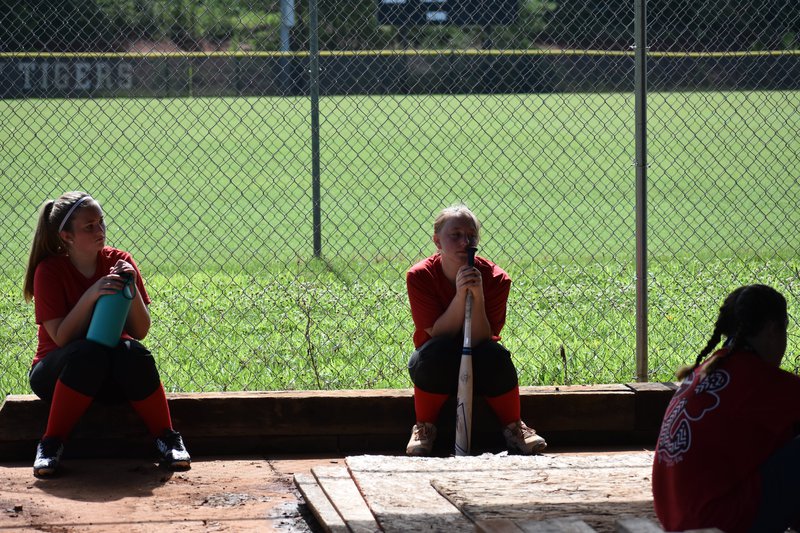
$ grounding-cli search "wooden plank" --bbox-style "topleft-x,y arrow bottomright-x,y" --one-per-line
475,519 -> 525,532
345,456 -> 475,533
516,519 -> 598,532
347,453 -> 655,531
1,385 -> 659,459
616,518 -> 724,533
519,386 -> 635,432
625,383 -> 678,439
525,385 -> 634,394
476,519 -> 599,533
1,385 -> 636,439
356,452 -> 656,532
616,517 -> 664,533
293,472 -> 349,533
623,383 -> 678,393
312,465 -> 381,533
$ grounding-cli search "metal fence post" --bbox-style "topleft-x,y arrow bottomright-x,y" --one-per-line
634,0 -> 648,382
280,0 -> 295,94
309,0 -> 322,257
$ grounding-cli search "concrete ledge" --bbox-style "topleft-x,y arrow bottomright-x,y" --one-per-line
0,384 -> 677,460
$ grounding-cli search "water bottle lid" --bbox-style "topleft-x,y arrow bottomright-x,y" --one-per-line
120,272 -> 136,300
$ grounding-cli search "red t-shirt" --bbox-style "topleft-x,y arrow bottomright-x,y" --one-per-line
32,247 -> 151,366
406,254 -> 511,348
652,349 -> 800,532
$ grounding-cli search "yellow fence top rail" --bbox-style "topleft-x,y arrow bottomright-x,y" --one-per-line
1,49 -> 799,59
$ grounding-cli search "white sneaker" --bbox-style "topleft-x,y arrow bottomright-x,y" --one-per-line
156,429 -> 192,471
406,422 -> 437,456
503,420 -> 547,455
33,437 -> 64,478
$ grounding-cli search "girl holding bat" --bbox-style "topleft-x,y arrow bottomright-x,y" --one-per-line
405,204 -> 546,456
23,191 -> 190,477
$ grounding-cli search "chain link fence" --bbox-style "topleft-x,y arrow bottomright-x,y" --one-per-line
1,0 -> 798,394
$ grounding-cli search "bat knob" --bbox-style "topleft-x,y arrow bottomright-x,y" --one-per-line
467,246 -> 477,267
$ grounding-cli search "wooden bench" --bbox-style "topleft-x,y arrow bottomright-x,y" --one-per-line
0,383 -> 676,460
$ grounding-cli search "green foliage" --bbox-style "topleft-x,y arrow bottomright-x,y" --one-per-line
91,0 -> 281,48
3,0 -> 797,52
540,0 -> 800,51
0,0 -> 117,51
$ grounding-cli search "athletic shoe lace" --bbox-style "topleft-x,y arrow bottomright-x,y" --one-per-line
517,422 -> 534,438
38,438 -> 62,459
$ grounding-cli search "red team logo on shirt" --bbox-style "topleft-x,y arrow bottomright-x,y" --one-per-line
657,370 -> 730,466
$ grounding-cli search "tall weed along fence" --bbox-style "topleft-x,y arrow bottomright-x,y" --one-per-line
1,0 -> 799,394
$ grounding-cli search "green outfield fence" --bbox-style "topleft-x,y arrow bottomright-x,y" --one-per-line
1,0 -> 799,394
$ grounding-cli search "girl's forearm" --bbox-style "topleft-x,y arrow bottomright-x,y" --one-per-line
125,293 -> 151,339
470,305 -> 492,344
49,293 -> 96,346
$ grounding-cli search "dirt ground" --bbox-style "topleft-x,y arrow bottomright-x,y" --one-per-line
0,455 -> 337,532
0,448 -> 656,532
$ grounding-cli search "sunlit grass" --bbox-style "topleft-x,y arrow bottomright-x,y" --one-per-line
1,91 -> 798,394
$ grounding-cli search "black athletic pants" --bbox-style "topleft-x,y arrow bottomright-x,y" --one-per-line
407,335 -> 518,396
750,434 -> 800,531
29,339 -> 162,403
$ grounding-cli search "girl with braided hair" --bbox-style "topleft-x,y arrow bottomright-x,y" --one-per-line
652,284 -> 800,532
24,192 -> 190,477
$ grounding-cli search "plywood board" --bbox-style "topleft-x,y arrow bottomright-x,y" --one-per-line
347,452 -> 655,533
475,518 -> 526,532
431,452 -> 655,532
294,472 -> 349,533
345,455 -> 475,532
477,518 -> 598,533
516,519 -> 598,532
312,465 -> 381,533
615,517 -> 664,533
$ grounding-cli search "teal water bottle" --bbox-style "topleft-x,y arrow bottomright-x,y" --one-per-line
86,273 -> 135,347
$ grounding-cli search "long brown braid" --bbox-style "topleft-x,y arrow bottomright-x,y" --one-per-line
676,284 -> 787,380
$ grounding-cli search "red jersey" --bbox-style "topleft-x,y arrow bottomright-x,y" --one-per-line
32,247 -> 151,366
652,349 -> 800,532
406,254 -> 511,348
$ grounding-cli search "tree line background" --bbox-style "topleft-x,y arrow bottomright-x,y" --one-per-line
1,0 -> 797,53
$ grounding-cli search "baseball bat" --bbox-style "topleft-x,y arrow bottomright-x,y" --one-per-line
455,245 -> 478,456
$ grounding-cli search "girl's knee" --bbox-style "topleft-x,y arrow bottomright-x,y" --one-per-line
408,337 -> 461,394
473,342 -> 518,396
58,341 -> 113,394
110,341 -> 161,400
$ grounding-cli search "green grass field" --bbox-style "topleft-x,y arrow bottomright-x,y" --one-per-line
1,91 -> 799,395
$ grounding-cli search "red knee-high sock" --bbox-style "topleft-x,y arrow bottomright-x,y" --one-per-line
413,386 -> 449,424
129,384 -> 173,437
44,379 -> 94,440
484,386 -> 521,426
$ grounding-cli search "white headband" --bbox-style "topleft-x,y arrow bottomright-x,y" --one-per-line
58,195 -> 91,233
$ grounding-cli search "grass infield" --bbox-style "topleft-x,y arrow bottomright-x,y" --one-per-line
1,91 -> 798,394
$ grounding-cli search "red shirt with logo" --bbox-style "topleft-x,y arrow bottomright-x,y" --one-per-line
32,247 -> 151,366
406,253 -> 511,349
652,349 -> 800,532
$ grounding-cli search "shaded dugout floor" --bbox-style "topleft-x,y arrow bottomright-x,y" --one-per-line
0,454 -> 330,532
1,449 -> 660,532
0,385 -> 676,531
